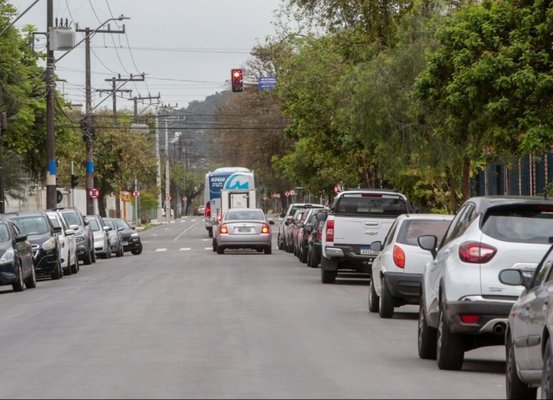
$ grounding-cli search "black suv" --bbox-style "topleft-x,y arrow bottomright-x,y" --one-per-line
6,211 -> 63,280
53,208 -> 95,265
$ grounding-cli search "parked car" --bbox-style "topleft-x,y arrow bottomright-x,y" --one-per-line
318,189 -> 412,283
213,208 -> 274,254
7,211 -> 63,280
499,246 -> 553,399
103,217 -> 124,257
277,203 -> 325,252
369,213 -> 453,318
289,209 -> 306,255
47,210 -> 79,275
417,196 -> 553,371
114,218 -> 143,255
54,207 -> 95,265
296,208 -> 321,263
87,215 -> 111,259
0,219 -> 35,292
306,209 -> 329,268
197,205 -> 205,216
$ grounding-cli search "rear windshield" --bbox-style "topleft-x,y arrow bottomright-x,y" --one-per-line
88,219 -> 100,231
397,219 -> 451,246
481,205 -> 553,244
61,211 -> 81,227
225,210 -> 265,220
12,216 -> 50,235
334,194 -> 409,217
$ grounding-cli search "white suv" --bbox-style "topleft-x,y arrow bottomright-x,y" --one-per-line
417,196 -> 553,370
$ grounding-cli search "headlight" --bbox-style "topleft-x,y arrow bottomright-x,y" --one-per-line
131,232 -> 139,238
42,237 -> 56,251
75,235 -> 85,243
0,248 -> 15,264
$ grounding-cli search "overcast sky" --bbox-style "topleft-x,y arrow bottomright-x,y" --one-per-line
9,0 -> 283,111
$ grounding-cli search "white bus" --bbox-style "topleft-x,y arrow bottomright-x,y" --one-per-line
203,167 -> 258,237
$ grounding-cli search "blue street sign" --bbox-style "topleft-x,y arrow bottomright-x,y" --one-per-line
258,76 -> 277,92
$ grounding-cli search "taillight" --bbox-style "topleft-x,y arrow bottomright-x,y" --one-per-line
219,224 -> 228,234
261,224 -> 270,234
460,314 -> 480,324
205,202 -> 211,218
393,245 -> 405,268
326,219 -> 334,242
458,241 -> 497,263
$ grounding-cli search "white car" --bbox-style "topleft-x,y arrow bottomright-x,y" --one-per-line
369,213 -> 453,318
417,196 -> 553,371
47,211 -> 79,275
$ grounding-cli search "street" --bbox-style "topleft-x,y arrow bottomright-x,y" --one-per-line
0,217 -> 505,399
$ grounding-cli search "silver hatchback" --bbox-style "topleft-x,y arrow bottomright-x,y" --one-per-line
213,208 -> 274,255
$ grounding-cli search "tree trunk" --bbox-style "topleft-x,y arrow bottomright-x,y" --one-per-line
462,156 -> 471,202
446,166 -> 458,213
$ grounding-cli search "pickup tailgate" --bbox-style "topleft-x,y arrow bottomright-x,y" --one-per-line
334,216 -> 395,246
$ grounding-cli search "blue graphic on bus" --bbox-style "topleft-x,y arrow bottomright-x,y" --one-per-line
224,173 -> 250,190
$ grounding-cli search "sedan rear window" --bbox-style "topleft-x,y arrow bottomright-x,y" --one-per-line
482,205 -> 553,243
225,210 -> 265,220
12,216 -> 50,235
396,219 -> 451,246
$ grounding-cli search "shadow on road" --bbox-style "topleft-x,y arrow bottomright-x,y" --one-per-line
461,359 -> 506,375
392,311 -> 418,320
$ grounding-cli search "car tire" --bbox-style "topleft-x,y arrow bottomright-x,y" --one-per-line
131,247 -> 142,255
265,245 -> 272,255
52,259 -> 63,280
91,248 -> 96,263
64,260 -> 73,276
436,306 -> 465,370
418,298 -> 437,360
541,337 -> 553,399
506,333 -> 536,399
83,249 -> 92,265
379,277 -> 394,318
217,245 -> 225,255
212,240 -> 217,252
116,245 -> 124,257
299,245 -> 308,263
368,279 -> 379,313
208,227 -> 213,238
278,235 -> 284,250
321,268 -> 336,284
24,265 -> 36,289
12,262 -> 24,292
71,258 -> 79,274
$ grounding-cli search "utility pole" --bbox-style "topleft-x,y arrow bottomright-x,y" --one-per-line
76,24 -> 125,216
45,0 -> 56,209
164,109 -> 171,221
155,112 -> 163,222
0,111 -> 7,214
132,93 -> 160,122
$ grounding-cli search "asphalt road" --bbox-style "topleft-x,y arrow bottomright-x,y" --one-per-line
0,217 -> 506,399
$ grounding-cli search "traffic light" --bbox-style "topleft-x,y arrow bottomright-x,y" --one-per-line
70,174 -> 79,188
231,68 -> 243,92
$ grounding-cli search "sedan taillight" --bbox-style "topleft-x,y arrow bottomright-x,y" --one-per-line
458,241 -> 497,263
219,224 -> 228,234
261,224 -> 270,234
393,245 -> 405,268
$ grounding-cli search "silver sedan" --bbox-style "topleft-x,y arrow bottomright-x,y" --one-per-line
213,208 -> 274,255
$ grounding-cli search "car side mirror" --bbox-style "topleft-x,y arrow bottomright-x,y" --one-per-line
53,226 -> 62,234
370,241 -> 383,252
69,224 -> 79,231
499,269 -> 532,289
66,229 -> 75,236
103,226 -> 112,232
418,235 -> 438,259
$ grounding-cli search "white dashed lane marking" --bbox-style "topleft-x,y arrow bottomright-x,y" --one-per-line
180,248 -> 191,251
155,248 -> 167,252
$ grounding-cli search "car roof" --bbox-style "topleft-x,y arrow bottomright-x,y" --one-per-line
398,213 -> 455,220
466,196 -> 553,211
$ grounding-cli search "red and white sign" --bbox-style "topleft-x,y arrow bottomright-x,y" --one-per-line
285,191 -> 290,197
166,194 -> 172,201
89,188 -> 100,199
289,190 -> 296,196
133,190 -> 141,198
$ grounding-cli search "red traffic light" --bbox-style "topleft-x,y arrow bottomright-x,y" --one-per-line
231,68 -> 243,92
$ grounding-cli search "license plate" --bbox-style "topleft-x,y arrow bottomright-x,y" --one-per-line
122,241 -> 128,246
238,227 -> 252,233
360,247 -> 378,256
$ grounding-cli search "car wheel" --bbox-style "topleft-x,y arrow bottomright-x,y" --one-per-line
378,277 -> 394,318
300,246 -> 308,263
506,333 -> 536,399
52,259 -> 63,280
64,260 -> 73,276
217,245 -> 225,255
12,262 -> 24,292
24,265 -> 36,289
286,240 -> 293,253
436,306 -> 465,370
131,247 -> 142,255
418,297 -> 437,360
208,227 -> 213,238
278,234 -> 284,250
321,268 -> 336,284
264,245 -> 272,255
368,279 -> 379,313
116,244 -> 124,257
212,240 -> 217,252
83,249 -> 92,265
106,247 -> 112,259
71,258 -> 79,274
541,337 -> 553,399
91,248 -> 96,263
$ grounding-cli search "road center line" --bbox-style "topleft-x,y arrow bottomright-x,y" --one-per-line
174,220 -> 201,241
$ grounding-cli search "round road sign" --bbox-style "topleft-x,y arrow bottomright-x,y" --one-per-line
133,190 -> 141,198
89,188 -> 100,199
